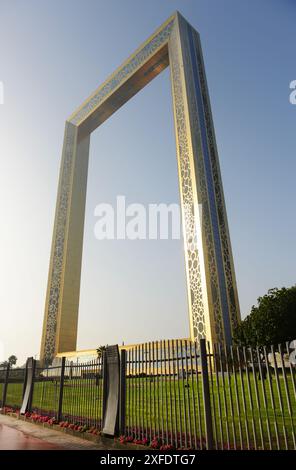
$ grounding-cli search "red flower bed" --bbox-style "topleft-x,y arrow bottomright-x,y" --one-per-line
118,434 -> 177,450
23,411 -> 57,426
2,406 -> 18,415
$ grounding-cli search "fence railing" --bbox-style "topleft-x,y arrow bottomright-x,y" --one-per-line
124,340 -> 296,450
1,357 -> 104,430
125,340 -> 207,449
0,366 -> 26,410
209,342 -> 296,450
0,339 -> 295,450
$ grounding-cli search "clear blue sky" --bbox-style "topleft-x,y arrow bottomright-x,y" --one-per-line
0,0 -> 295,364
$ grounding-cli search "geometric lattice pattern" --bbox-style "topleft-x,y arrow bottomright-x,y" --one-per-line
40,12 -> 240,365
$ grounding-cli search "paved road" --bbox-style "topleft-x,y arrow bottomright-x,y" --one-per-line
0,414 -> 113,450
0,423 -> 64,450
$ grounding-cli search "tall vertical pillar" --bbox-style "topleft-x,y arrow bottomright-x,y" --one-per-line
169,13 -> 240,346
40,123 -> 89,364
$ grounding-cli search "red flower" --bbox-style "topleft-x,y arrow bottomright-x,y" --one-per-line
151,437 -> 161,449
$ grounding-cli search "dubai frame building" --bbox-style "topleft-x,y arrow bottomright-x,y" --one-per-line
40,12 -> 240,364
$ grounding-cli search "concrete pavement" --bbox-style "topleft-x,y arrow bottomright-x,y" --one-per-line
0,414 -> 115,450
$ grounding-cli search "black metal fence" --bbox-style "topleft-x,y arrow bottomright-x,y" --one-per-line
209,342 -> 296,450
1,339 -> 295,450
124,340 -> 296,450
0,366 -> 26,409
1,357 -> 104,430
124,340 -> 207,448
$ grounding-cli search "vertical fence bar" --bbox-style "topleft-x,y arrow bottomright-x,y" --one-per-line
184,340 -> 193,448
200,339 -> 214,450
72,362 -> 76,421
180,340 -> 188,448
1,364 -> 10,409
218,344 -> 230,449
102,351 -> 108,425
28,359 -> 36,412
286,342 -> 296,404
175,339 -> 183,448
96,357 -> 100,428
145,343 -> 148,442
45,367 -> 49,416
39,367 -> 45,415
148,342 -> 152,442
130,348 -> 133,436
82,360 -> 86,425
194,342 -> 203,449
155,341 -> 160,441
236,347 -> 251,449
22,362 -> 28,400
57,357 -> 66,422
81,361 -> 85,425
126,350 -> 130,436
84,361 -> 87,426
136,345 -> 142,439
119,349 -> 126,436
242,347 -> 257,449
152,342 -> 156,438
213,344 -> 224,449
92,361 -> 96,427
87,361 -> 91,426
84,362 -> 88,425
160,340 -> 164,444
263,346 -> 280,449
85,361 -> 89,426
189,341 -> 197,449
278,343 -> 296,449
140,344 -> 143,440
225,346 -> 237,449
86,361 -> 90,428
79,362 -> 83,424
141,343 -> 146,441
73,359 -> 81,422
129,348 -> 133,436
207,342 -> 218,449
73,362 -> 78,424
230,346 -> 243,449
132,346 -> 136,438
136,345 -> 140,440
95,359 -> 99,427
163,340 -> 169,446
256,347 -> 272,450
169,339 -> 178,448
249,347 -> 264,449
271,345 -> 288,449
285,341 -> 296,451
67,361 -> 72,423
76,362 -> 80,423
134,346 -> 137,438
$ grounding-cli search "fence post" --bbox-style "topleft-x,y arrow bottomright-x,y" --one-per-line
102,345 -> 120,436
22,361 -> 28,400
28,359 -> 36,412
2,364 -> 10,409
119,349 -> 127,435
102,351 -> 108,421
57,357 -> 66,422
200,339 -> 214,450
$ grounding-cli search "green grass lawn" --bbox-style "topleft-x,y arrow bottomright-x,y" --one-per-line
3,372 -> 296,450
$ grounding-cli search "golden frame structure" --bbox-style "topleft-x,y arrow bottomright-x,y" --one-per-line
40,12 -> 240,364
